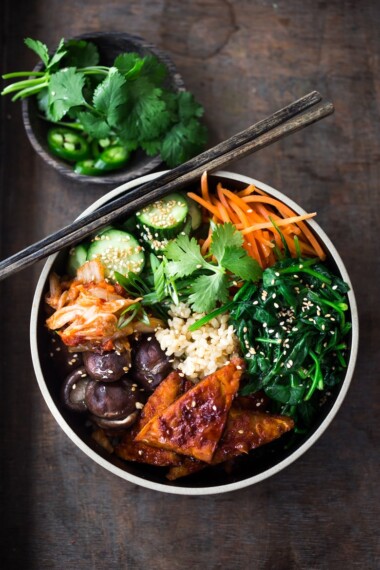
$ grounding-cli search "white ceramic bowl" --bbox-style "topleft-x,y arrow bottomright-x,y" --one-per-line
30,171 -> 359,495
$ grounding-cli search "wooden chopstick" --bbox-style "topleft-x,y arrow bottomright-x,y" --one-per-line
0,92 -> 333,281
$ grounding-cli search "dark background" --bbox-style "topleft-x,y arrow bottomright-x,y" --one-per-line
0,1 -> 379,568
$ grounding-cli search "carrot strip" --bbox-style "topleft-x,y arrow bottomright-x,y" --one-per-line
201,171 -> 210,202
255,204 -> 282,249
241,212 -> 316,234
187,192 -> 221,220
217,184 -> 239,222
237,184 -> 257,197
201,228 -> 212,255
296,221 -> 326,260
220,188 -> 252,213
217,201 -> 230,223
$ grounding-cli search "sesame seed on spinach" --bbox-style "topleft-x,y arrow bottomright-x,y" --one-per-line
228,256 -> 351,429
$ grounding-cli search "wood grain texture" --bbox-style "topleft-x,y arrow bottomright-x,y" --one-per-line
0,0 -> 379,569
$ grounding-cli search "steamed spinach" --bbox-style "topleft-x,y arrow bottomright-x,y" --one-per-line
228,256 -> 351,428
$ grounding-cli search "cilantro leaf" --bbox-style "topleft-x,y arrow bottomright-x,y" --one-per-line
160,90 -> 179,121
115,81 -> 171,140
61,39 -> 99,67
165,235 -> 208,278
93,67 -> 127,123
188,273 -> 229,313
48,38 -> 67,70
48,67 -> 86,121
76,111 -> 112,139
24,38 -> 50,67
121,139 -> 139,152
37,87 -> 54,119
140,139 -> 162,156
114,53 -> 144,78
221,246 -> 263,282
177,91 -> 204,121
139,55 -> 167,85
210,223 -> 243,263
161,118 -> 207,167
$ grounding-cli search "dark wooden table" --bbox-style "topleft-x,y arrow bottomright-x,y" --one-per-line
1,1 -> 379,568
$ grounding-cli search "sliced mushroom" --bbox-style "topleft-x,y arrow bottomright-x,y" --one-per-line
61,366 -> 90,412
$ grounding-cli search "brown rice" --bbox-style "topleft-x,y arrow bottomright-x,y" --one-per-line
155,302 -> 240,381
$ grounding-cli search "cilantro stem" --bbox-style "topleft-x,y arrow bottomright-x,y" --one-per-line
80,68 -> 109,76
12,83 -> 49,101
1,76 -> 48,95
2,71 -> 46,79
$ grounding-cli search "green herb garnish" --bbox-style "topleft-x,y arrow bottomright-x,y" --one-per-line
164,223 -> 263,313
2,37 -> 208,169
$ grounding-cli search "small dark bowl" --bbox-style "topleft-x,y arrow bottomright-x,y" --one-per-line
22,32 -> 184,185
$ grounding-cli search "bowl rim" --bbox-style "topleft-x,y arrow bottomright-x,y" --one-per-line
30,170 -> 359,495
21,32 -> 185,185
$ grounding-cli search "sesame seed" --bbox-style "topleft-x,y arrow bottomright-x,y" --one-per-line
135,402 -> 144,410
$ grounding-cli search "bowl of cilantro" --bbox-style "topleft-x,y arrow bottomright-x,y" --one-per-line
30,170 -> 358,495
2,33 -> 207,184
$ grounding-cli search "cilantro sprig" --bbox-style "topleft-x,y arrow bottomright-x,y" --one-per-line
1,37 -> 207,168
164,223 -> 262,312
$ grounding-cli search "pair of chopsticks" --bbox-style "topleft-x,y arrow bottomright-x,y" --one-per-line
0,91 -> 333,281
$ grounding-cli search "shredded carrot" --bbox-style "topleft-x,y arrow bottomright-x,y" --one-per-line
241,212 -> 316,234
187,173 -> 326,267
187,191 -> 221,220
201,171 -> 210,202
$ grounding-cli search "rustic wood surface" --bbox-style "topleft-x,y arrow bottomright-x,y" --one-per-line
0,0 -> 379,568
